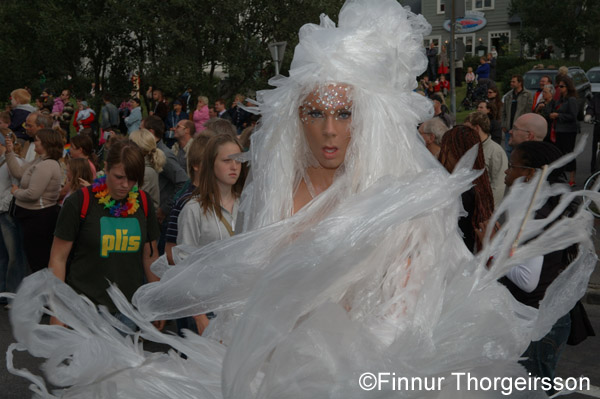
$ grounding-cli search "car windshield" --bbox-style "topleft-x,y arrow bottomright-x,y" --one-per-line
587,70 -> 600,83
523,72 -> 557,91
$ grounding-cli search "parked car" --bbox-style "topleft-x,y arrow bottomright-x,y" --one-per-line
587,66 -> 600,94
523,66 -> 592,117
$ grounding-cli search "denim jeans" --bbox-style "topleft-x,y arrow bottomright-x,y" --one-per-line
0,212 -> 28,295
520,313 -> 571,395
112,312 -> 138,335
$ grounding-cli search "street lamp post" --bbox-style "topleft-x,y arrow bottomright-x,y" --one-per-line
268,42 -> 287,76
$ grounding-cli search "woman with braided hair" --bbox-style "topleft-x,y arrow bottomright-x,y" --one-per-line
439,124 -> 494,252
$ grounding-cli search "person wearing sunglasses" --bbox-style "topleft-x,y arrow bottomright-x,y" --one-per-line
546,75 -> 578,186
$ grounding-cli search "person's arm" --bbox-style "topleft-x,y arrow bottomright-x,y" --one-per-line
505,256 -> 544,293
48,236 -> 74,326
501,94 -> 509,130
80,113 -> 95,127
177,202 -> 201,246
12,160 -> 56,202
4,150 -> 28,179
557,97 -> 578,123
165,242 -> 176,265
143,240 -> 165,330
490,148 -> 508,207
143,240 -> 160,282
160,156 -> 188,215
524,92 -> 533,113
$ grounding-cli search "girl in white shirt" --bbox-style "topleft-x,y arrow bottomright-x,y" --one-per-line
178,134 -> 244,247
176,133 -> 245,335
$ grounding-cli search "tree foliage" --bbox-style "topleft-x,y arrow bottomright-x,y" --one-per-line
509,0 -> 600,59
0,0 -> 345,105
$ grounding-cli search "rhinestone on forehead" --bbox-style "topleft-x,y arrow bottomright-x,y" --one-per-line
299,85 -> 353,123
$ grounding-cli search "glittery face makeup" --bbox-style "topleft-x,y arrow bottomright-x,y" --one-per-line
299,84 -> 353,124
299,84 -> 353,170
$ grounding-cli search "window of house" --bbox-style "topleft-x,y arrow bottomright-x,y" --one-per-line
456,34 -> 475,56
424,36 -> 441,48
473,0 -> 494,10
437,0 -> 445,14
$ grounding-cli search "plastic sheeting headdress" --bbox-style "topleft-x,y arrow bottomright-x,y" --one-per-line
240,0 -> 436,231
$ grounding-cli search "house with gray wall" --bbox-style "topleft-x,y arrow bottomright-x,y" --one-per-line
419,0 -> 520,57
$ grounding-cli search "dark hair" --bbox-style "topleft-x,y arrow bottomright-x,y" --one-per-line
36,129 -> 64,160
511,74 -> 524,85
67,158 -> 93,192
558,75 -> 577,99
513,141 -> 565,184
215,98 -> 226,106
71,133 -> 99,170
103,93 -> 111,102
541,75 -> 553,84
142,115 -> 165,139
477,101 -> 497,120
193,134 -> 246,219
439,125 -> 494,250
105,139 -> 145,187
130,97 -> 141,105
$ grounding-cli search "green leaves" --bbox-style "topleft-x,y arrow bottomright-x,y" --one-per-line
510,0 -> 600,58
0,0 -> 345,103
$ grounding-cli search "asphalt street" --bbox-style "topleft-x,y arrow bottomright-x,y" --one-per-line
0,122 -> 598,398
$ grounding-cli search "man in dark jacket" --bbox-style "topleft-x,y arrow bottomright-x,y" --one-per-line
426,42 -> 438,81
100,94 -> 120,131
585,92 -> 600,172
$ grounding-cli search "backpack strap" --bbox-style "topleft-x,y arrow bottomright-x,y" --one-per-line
80,186 -> 91,219
139,190 -> 148,218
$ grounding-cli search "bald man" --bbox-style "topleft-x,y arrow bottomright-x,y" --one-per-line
508,113 -> 548,147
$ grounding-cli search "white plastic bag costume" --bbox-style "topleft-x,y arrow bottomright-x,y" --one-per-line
7,1 -> 599,398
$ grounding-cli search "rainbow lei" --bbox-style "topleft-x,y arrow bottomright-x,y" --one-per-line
91,176 -> 140,217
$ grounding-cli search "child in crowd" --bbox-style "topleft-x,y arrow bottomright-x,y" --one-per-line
465,66 -> 475,91
61,158 -> 94,205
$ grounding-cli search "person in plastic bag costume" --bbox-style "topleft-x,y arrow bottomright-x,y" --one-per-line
6,1 -> 599,398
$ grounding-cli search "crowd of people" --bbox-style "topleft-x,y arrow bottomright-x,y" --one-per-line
418,62 -> 584,188
1,0 -> 598,397
0,87 -> 258,327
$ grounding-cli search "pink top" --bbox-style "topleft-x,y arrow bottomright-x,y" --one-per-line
193,106 -> 210,133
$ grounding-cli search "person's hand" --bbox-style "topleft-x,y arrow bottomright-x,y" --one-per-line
10,184 -> 18,194
50,316 -> 67,328
0,143 -> 6,157
584,114 -> 592,123
5,136 -> 14,153
193,314 -> 210,336
549,112 -> 558,120
152,320 -> 166,331
156,208 -> 166,224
